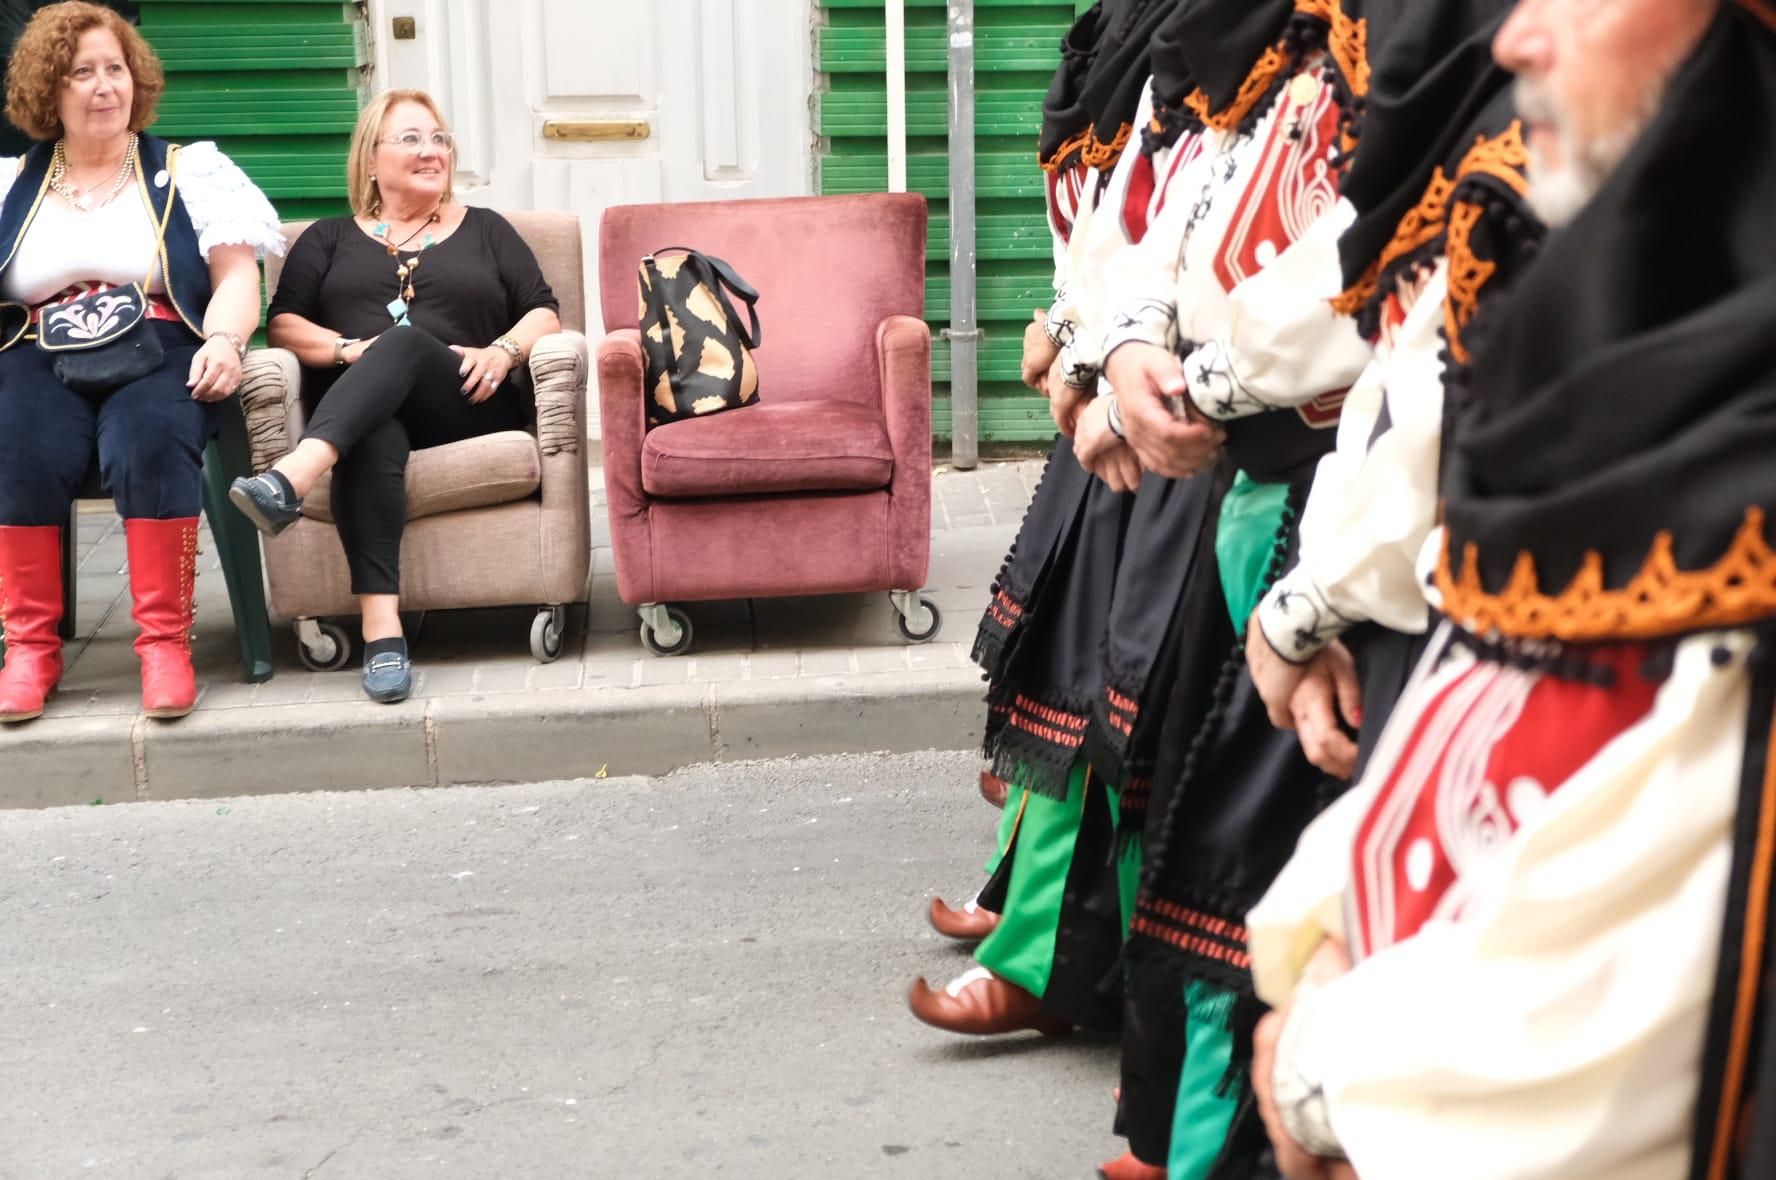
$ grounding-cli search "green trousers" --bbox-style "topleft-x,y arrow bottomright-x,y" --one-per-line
975,761 -> 1141,996
1168,980 -> 1241,1178
1165,471 -> 1283,1173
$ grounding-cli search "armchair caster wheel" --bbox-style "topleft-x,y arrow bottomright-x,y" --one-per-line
638,603 -> 693,657
891,591 -> 941,643
294,618 -> 352,672
531,605 -> 567,663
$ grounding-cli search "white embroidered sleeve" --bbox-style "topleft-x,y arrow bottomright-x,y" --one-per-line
1044,165 -> 1085,349
1057,83 -> 1156,385
1181,198 -> 1372,421
1098,129 -> 1229,364
1252,634 -> 1747,1180
1257,262 -> 1450,662
175,141 -> 286,260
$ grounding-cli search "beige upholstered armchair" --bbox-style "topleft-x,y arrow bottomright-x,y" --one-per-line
240,211 -> 591,670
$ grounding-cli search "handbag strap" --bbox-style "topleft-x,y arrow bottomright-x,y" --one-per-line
654,246 -> 762,350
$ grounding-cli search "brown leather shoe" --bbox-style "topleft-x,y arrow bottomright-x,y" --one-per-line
1097,1150 -> 1167,1180
907,968 -> 1070,1037
979,769 -> 1009,808
928,895 -> 1000,941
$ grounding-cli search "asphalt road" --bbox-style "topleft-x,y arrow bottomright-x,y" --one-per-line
0,751 -> 1120,1179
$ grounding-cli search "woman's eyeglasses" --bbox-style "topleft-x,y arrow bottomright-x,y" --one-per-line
379,131 -> 456,154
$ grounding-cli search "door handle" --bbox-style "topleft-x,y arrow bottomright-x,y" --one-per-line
542,120 -> 652,142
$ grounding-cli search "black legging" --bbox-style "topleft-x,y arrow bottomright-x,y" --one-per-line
301,325 -> 526,595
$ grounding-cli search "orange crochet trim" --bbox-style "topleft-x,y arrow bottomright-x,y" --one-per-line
1437,508 -> 1776,642
1330,123 -> 1528,318
1453,120 -> 1530,198
1331,165 -> 1456,314
1330,258 -> 1381,317
1184,44 -> 1289,131
1442,199 -> 1490,366
1329,5 -> 1369,97
1040,123 -> 1133,174
1083,122 -> 1132,170
1442,122 -> 1530,363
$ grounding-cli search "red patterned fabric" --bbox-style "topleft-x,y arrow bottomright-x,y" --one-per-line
1121,152 -> 1158,243
1350,645 -> 1661,959
31,282 -> 183,325
1048,164 -> 1092,244
1150,128 -> 1208,220
1214,79 -> 1342,292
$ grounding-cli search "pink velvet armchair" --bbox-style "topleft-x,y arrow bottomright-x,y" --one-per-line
597,193 -> 937,654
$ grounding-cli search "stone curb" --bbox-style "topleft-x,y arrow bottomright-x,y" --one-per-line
0,667 -> 989,808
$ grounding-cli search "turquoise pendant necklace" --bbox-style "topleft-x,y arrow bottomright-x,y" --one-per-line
372,206 -> 442,325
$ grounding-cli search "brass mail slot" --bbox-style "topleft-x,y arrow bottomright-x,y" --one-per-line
543,120 -> 651,142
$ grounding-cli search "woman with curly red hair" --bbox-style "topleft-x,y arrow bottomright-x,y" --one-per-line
0,2 -> 281,723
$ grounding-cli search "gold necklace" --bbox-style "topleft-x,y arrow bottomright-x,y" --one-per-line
49,135 -> 137,212
371,204 -> 442,324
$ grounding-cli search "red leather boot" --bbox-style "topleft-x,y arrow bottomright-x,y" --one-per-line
0,525 -> 65,722
125,517 -> 199,719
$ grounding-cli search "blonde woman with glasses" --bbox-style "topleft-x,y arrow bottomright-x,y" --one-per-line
230,89 -> 560,704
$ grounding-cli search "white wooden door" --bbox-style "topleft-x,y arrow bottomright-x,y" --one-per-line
369,0 -> 815,432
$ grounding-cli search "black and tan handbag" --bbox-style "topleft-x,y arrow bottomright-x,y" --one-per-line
637,247 -> 761,428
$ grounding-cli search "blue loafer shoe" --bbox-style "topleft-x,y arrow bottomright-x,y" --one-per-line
228,472 -> 303,537
362,642 -> 413,704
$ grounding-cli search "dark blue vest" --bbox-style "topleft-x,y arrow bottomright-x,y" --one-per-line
0,134 -> 212,350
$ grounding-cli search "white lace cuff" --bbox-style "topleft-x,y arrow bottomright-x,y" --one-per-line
1045,287 -> 1078,349
1184,337 -> 1276,421
175,141 -> 286,260
1102,296 -> 1177,360
1259,569 -> 1359,665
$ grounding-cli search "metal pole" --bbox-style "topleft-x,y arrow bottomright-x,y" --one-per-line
945,0 -> 979,469
885,0 -> 907,193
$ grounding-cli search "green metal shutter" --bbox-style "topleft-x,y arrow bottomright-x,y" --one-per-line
816,0 -> 1089,445
140,0 -> 364,220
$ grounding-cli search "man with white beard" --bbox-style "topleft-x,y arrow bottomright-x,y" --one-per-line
1242,1 -> 1776,1178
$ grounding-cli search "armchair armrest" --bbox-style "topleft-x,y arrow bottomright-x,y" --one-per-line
239,346 -> 300,474
529,329 -> 588,457
595,329 -> 653,604
529,329 -> 591,604
877,315 -> 933,590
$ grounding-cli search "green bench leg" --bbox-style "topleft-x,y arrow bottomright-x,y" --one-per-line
60,507 -> 77,641
202,403 -> 275,685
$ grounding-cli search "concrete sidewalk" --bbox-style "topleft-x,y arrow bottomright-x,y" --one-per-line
0,461 -> 1040,808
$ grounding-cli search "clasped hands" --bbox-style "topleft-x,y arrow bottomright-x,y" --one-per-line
1246,626 -> 1364,781
1253,937 -> 1361,1180
1018,318 -> 1223,490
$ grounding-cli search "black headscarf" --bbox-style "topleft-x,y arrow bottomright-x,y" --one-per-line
1439,6 -> 1776,642
1334,0 -> 1515,297
1039,0 -> 1176,174
1145,0 -> 1409,154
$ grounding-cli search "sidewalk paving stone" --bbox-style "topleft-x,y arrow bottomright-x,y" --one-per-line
0,459 -> 1046,805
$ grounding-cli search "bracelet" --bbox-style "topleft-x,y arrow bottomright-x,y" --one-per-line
1106,397 -> 1126,438
491,335 -> 523,365
207,331 -> 246,360
333,336 -> 361,367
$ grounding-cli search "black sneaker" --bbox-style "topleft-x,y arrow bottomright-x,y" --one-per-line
228,472 -> 303,537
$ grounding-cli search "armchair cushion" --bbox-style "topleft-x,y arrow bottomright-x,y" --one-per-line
640,400 -> 894,498
300,430 -> 543,524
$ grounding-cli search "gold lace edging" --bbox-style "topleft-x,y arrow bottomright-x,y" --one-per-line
1040,122 -> 1133,174
1437,508 -> 1776,642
